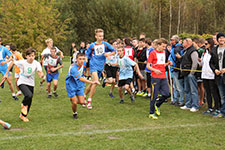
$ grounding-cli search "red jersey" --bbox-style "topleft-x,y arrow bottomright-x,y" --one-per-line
124,46 -> 135,60
147,50 -> 166,78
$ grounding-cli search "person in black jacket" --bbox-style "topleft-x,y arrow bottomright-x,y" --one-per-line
209,32 -> 225,118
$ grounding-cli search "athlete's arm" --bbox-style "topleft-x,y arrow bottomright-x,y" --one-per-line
146,62 -> 161,75
79,77 -> 100,85
3,61 -> 14,78
134,63 -> 144,79
37,70 -> 45,79
104,52 -> 116,57
0,55 -> 13,65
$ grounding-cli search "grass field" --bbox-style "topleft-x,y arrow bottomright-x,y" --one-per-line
0,60 -> 225,150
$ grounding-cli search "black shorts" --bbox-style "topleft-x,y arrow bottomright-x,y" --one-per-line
105,64 -> 117,78
118,78 -> 132,87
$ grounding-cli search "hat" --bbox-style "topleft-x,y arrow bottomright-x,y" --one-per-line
216,32 -> 225,41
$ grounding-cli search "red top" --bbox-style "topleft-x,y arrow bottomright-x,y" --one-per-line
147,50 -> 166,78
124,46 -> 135,60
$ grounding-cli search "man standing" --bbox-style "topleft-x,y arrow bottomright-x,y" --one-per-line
178,38 -> 199,112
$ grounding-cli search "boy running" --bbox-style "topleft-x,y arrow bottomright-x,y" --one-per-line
5,48 -> 45,122
65,53 -> 100,119
110,47 -> 143,104
84,29 -> 115,109
147,38 -> 172,120
44,47 -> 64,98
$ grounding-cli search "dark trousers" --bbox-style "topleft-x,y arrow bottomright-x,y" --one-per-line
150,78 -> 170,114
19,84 -> 34,117
146,72 -> 152,88
203,79 -> 220,110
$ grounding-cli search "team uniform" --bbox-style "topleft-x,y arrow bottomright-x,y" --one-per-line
86,41 -> 115,78
105,51 -> 118,79
44,54 -> 63,83
14,59 -> 42,121
0,45 -> 12,77
65,62 -> 87,97
148,49 -> 170,119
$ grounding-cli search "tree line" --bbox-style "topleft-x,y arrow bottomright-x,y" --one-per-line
0,0 -> 224,55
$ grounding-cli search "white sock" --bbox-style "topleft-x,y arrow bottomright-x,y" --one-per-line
132,88 -> 135,93
88,98 -> 92,103
48,92 -> 52,95
12,93 -> 16,97
53,91 -> 56,93
73,112 -> 77,115
148,93 -> 151,97
138,91 -> 141,93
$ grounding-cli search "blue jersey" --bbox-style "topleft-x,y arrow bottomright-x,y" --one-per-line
118,56 -> 136,80
145,47 -> 155,73
86,41 -> 114,71
65,61 -> 87,90
0,45 -> 12,71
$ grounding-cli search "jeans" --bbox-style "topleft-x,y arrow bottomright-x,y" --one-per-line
218,76 -> 225,114
184,74 -> 199,109
172,71 -> 184,104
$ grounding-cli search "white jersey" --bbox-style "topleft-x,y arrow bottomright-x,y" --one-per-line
41,47 -> 60,66
14,60 -> 42,87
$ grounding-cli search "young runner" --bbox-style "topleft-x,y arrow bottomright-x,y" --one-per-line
147,38 -> 172,120
65,53 -> 100,119
44,47 -> 64,98
102,39 -> 118,98
5,48 -> 45,122
110,46 -> 143,104
10,44 -> 24,96
84,29 -> 115,109
0,120 -> 11,129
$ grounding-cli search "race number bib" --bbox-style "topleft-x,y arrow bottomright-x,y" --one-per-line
49,58 -> 57,66
125,48 -> 133,57
94,45 -> 105,56
156,53 -> 165,64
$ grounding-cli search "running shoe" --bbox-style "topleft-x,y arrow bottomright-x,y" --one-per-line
53,92 -> 58,98
155,105 -> 160,116
102,79 -> 106,88
73,113 -> 78,119
21,104 -> 28,115
3,122 -> 11,129
149,114 -> 158,120
12,96 -> 18,101
130,95 -> 135,102
119,100 -> 124,104
109,93 -> 114,98
87,102 -> 92,109
19,114 -> 29,122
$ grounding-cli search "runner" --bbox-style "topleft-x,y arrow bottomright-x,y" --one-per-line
65,53 -> 100,119
84,29 -> 116,109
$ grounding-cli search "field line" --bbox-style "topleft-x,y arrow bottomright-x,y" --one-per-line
0,123 -> 220,141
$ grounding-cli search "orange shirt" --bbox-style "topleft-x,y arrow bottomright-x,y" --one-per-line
13,52 -> 24,73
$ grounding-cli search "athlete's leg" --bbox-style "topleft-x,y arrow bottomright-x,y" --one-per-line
88,72 -> 98,98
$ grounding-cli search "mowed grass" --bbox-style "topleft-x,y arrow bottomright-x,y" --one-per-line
0,60 -> 225,150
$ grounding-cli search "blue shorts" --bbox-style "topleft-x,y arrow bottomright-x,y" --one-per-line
66,83 -> 84,97
46,72 -> 59,82
90,68 -> 102,78
0,69 -> 10,77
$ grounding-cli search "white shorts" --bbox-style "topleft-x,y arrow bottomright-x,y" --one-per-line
15,73 -> 20,78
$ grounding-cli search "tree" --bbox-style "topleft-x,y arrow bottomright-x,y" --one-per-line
0,0 -> 70,53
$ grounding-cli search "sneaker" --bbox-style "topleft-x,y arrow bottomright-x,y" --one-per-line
139,92 -> 144,96
40,82 -> 43,89
87,102 -> 92,109
73,113 -> 78,119
203,109 -> 213,115
19,114 -> 29,122
48,95 -> 52,98
12,96 -> 19,101
16,91 -> 22,96
130,95 -> 135,102
199,101 -> 205,107
175,102 -> 184,107
180,105 -> 191,110
170,101 -> 177,105
102,79 -> 106,88
190,107 -> 199,112
212,109 -> 220,116
119,100 -> 124,104
155,105 -> 160,116
136,92 -> 142,96
109,93 -> 114,98
142,92 -> 148,97
53,92 -> 58,98
3,122 -> 11,129
149,114 -> 158,120
213,113 -> 224,118
21,104 -> 28,115
82,100 -> 87,107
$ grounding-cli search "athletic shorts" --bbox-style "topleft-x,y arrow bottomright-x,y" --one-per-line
146,72 -> 151,88
140,70 -> 147,80
118,78 -> 132,87
66,84 -> 84,97
0,69 -> 10,77
105,64 -> 117,78
46,72 -> 59,82
90,68 -> 102,78
15,72 -> 20,79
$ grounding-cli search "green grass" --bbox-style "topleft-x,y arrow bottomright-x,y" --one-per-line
0,61 -> 225,150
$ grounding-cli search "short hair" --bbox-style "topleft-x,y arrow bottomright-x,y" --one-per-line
10,44 -> 17,51
152,39 -> 158,45
50,47 -> 57,51
117,46 -> 124,50
198,38 -> 205,44
25,48 -> 36,56
109,39 -> 117,45
171,35 -> 180,42
76,53 -> 85,58
156,38 -> 168,45
145,38 -> 152,46
45,38 -> 53,44
139,38 -> 145,42
124,38 -> 131,46
95,29 -> 104,34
